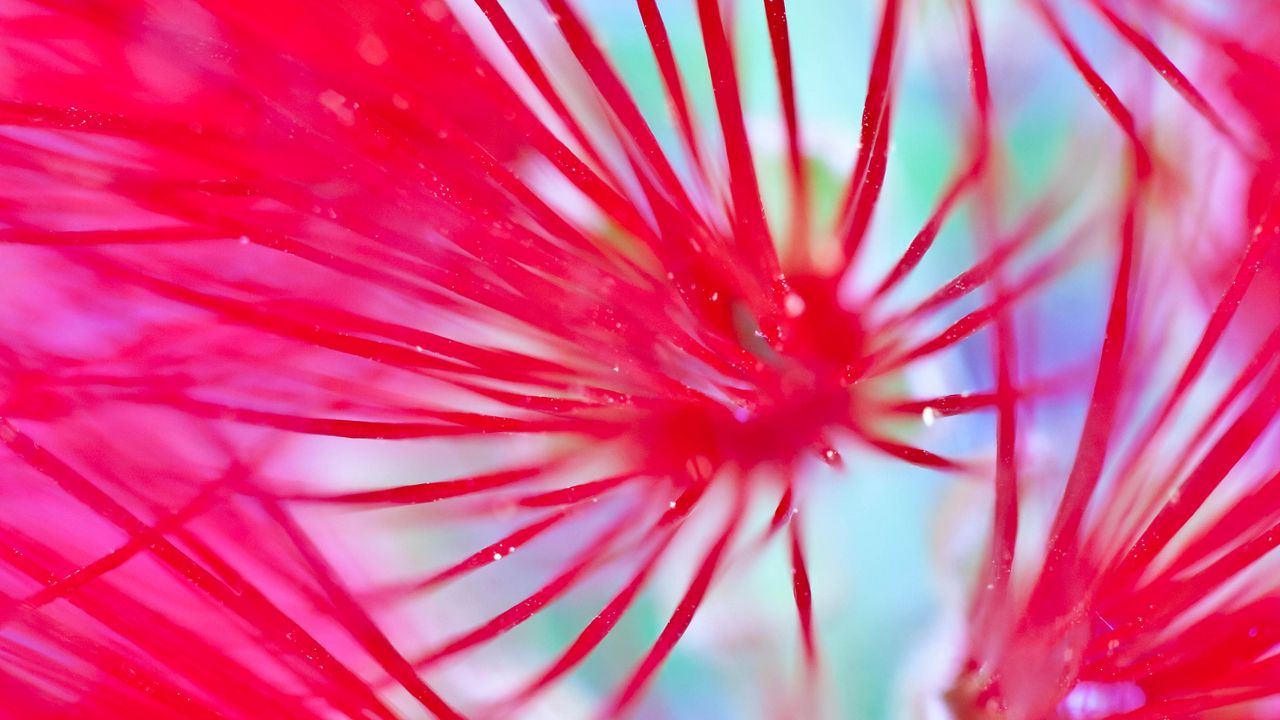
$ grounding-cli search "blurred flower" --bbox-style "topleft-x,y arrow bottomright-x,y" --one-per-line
947,2 -> 1280,718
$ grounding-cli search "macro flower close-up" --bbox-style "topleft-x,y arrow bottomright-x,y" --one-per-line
2,0 -> 1279,718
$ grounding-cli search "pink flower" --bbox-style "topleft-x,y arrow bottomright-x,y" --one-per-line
5,0 -> 1271,718
948,2 -> 1280,718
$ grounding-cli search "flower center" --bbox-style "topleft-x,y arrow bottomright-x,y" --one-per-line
637,273 -> 864,473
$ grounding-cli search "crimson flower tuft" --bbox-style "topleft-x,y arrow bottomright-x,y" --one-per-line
948,2 -> 1280,718
4,0 -> 1273,718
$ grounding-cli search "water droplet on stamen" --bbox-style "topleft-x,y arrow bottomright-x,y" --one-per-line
922,406 -> 937,427
357,34 -> 389,66
318,89 -> 356,127
784,292 -> 806,317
